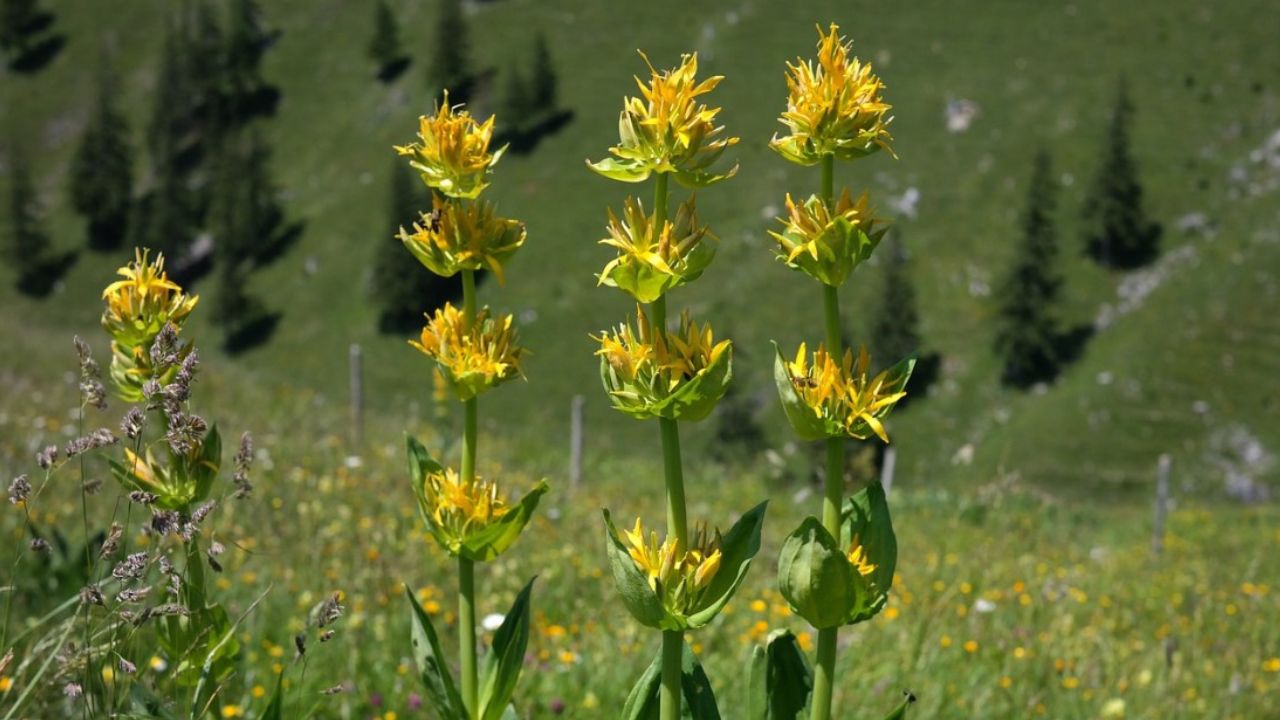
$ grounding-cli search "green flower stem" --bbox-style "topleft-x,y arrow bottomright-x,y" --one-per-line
458,556 -> 478,717
661,629 -> 683,720
651,169 -> 686,720
459,266 -> 480,718
813,152 -> 842,720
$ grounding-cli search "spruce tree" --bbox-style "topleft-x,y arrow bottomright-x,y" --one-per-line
225,0 -> 270,118
69,59 -> 134,251
499,62 -> 530,135
374,159 -> 459,332
1082,81 -> 1161,269
995,149 -> 1063,387
185,0 -> 228,140
209,132 -> 268,346
870,232 -> 920,366
428,0 -> 468,99
4,142 -> 53,294
368,0 -> 405,80
529,31 -> 557,115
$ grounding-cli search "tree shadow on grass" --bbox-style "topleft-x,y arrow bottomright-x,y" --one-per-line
498,109 -> 575,156
377,57 -> 411,83
9,34 -> 66,74
16,250 -> 77,298
223,311 -> 281,355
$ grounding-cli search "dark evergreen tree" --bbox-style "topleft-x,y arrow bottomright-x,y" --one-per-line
529,31 -> 557,114
1082,81 -> 1162,269
69,59 -> 133,251
4,142 -> 54,294
184,0 -> 228,139
428,0 -> 468,99
870,233 -> 920,366
0,0 -> 38,59
368,0 -> 406,80
225,0 -> 271,116
711,380 -> 767,464
995,149 -> 1063,387
209,132 -> 271,347
498,61 -> 531,134
374,160 -> 460,332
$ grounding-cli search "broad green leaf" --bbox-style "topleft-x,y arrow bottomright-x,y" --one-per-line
404,585 -> 466,719
189,423 -> 221,505
458,480 -> 549,562
479,578 -> 535,720
687,501 -> 767,628
621,643 -> 722,720
843,481 -> 898,624
603,510 -> 667,629
777,517 -> 857,629
748,630 -> 812,720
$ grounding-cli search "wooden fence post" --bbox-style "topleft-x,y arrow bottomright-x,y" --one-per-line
349,343 -> 364,449
880,446 -> 897,496
1152,453 -> 1171,557
569,395 -> 584,490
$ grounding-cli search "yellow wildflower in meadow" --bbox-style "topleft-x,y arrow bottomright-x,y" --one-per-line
394,91 -> 506,199
771,24 -> 895,165
847,535 -> 878,576
421,468 -> 509,548
770,188 -> 887,287
411,304 -> 524,401
399,195 -> 526,285
588,52 -> 739,187
623,518 -> 723,600
101,248 -> 198,348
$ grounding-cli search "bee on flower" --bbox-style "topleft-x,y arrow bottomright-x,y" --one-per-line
774,342 -> 912,442
594,306 -> 732,421
771,24 -> 896,166
770,189 -> 887,287
597,196 -> 715,303
411,304 -> 525,401
395,92 -> 507,199
399,196 -> 526,285
588,52 -> 738,188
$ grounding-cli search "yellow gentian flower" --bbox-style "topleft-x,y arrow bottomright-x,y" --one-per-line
399,195 -> 526,285
395,92 -> 507,199
101,248 -> 198,351
588,52 -> 738,187
777,342 -> 909,442
411,304 -> 524,401
598,195 -> 714,302
769,189 -> 887,287
622,517 -> 723,608
771,24 -> 895,165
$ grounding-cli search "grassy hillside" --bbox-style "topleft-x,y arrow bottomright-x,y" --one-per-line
3,1 -> 1279,490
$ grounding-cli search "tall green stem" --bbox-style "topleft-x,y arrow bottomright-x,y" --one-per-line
458,267 -> 480,718
812,152 -> 842,720
650,169 -> 687,720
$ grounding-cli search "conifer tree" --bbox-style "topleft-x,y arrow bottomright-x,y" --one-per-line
225,0 -> 270,116
529,31 -> 557,114
4,141 -> 55,294
1082,81 -> 1162,269
995,149 -> 1063,387
373,159 -> 459,331
69,59 -> 134,251
427,0 -> 468,99
368,0 -> 405,80
870,232 -> 920,368
185,0 -> 228,139
209,132 -> 269,345
499,62 -> 530,135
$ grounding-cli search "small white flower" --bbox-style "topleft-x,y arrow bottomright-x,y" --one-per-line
482,613 -> 505,631
973,598 -> 997,614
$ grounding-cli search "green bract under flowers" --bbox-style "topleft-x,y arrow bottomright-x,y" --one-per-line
603,502 -> 766,631
777,482 -> 897,629
406,436 -> 547,562
109,425 -> 222,512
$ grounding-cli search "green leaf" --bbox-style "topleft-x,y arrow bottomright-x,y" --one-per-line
587,157 -> 652,183
772,343 -> 833,441
687,501 -> 767,628
603,510 -> 667,629
842,481 -> 898,624
621,643 -> 723,720
189,423 -> 221,505
672,163 -> 738,189
479,578 -> 535,720
261,672 -> 285,720
458,480 -> 549,562
748,630 -> 813,720
404,585 -> 466,719
880,690 -> 918,720
776,517 -> 857,629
